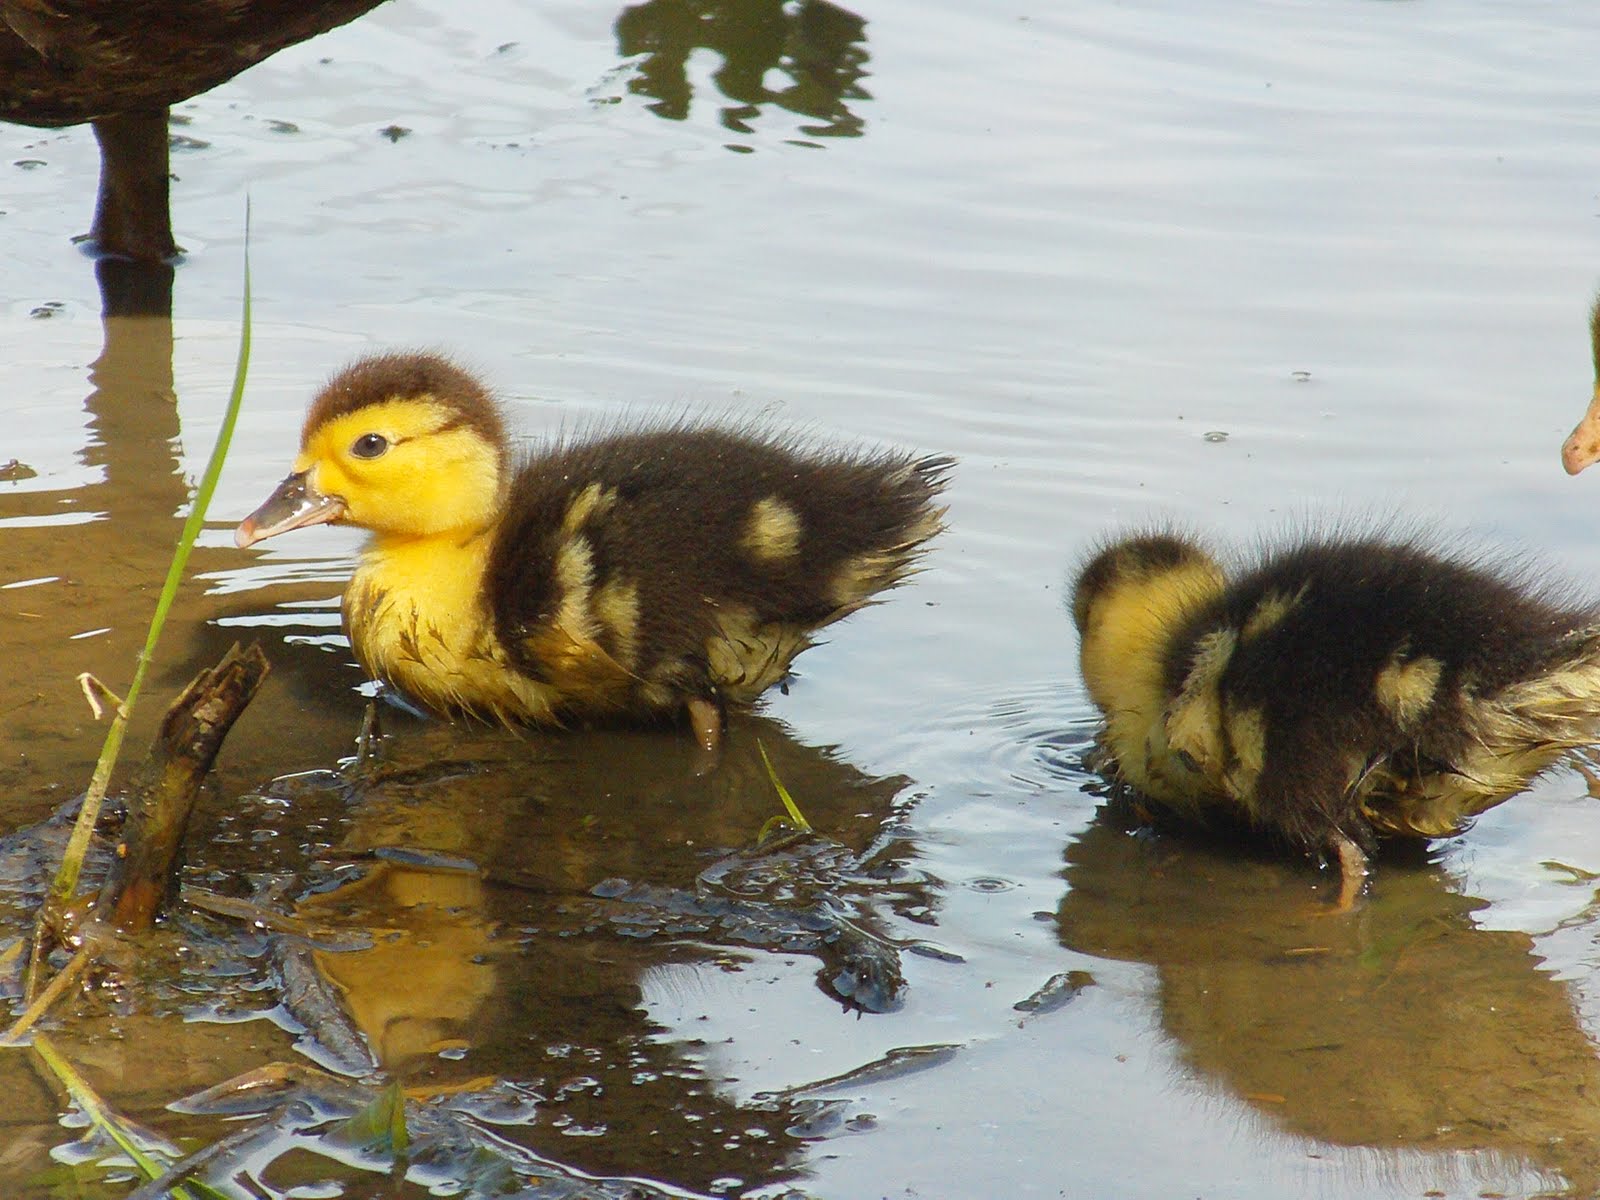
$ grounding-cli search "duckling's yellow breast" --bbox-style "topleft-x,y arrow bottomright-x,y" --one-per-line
345,532 -> 563,725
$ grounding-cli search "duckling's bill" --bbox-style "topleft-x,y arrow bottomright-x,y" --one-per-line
1564,293 -> 1600,475
1561,384 -> 1600,475
236,471 -> 347,548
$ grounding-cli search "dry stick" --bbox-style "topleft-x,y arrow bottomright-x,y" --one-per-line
97,643 -> 270,932
0,948 -> 90,1045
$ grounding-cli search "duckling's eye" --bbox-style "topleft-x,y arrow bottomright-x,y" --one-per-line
350,433 -> 389,459
1174,748 -> 1199,772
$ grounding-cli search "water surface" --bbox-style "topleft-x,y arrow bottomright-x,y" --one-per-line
5,0 -> 1600,1196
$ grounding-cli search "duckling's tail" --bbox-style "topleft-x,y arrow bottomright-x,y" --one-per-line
816,453 -> 954,621
1455,631 -> 1600,800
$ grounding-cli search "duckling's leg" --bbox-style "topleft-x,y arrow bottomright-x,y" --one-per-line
354,697 -> 384,768
687,697 -> 725,755
1325,832 -> 1370,913
1570,748 -> 1600,799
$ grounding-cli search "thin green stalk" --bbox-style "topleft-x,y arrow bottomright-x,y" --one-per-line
30,1032 -> 203,1199
46,216 -> 252,915
757,740 -> 812,832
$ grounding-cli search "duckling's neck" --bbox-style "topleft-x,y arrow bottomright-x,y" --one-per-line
344,522 -> 556,723
357,524 -> 495,610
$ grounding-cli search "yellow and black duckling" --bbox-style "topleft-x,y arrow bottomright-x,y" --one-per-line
236,351 -> 952,751
1072,530 -> 1600,905
1561,293 -> 1600,474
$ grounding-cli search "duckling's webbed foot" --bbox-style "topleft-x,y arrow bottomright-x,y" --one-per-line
1570,747 -> 1600,799
1323,832 -> 1370,913
687,696 -> 725,756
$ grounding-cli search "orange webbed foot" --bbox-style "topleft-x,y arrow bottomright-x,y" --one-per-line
1307,834 -> 1370,915
686,696 -> 724,756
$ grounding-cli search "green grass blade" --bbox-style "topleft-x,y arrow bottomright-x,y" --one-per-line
30,1032 -> 235,1200
46,210 -> 253,912
757,740 -> 812,832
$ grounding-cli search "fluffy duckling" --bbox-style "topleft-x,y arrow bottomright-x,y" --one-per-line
1072,530 -> 1600,903
1561,294 -> 1600,474
237,352 -> 952,750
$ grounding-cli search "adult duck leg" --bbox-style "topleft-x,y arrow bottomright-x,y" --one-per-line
87,107 -> 178,262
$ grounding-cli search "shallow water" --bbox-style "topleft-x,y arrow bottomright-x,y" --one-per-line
6,0 -> 1600,1195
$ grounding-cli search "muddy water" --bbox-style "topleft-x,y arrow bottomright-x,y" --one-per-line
6,0 -> 1600,1196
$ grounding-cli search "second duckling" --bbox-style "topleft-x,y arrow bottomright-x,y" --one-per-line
1072,530 -> 1600,903
237,352 -> 952,750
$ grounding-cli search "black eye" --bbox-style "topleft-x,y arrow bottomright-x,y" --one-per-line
351,433 -> 389,459
1174,749 -> 1199,771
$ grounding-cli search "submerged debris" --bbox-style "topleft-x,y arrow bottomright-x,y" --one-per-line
162,1062 -> 716,1199
1013,969 -> 1095,1016
271,925 -> 379,1076
583,830 -> 920,1013
770,1042 -> 962,1098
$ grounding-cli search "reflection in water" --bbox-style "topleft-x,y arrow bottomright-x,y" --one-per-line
303,860 -> 497,1070
616,0 -> 869,140
0,265 -> 373,826
0,282 -> 188,816
1056,802 -> 1600,1195
227,714 -> 926,1190
0,711 -> 926,1191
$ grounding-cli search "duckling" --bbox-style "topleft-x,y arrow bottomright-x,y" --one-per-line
1560,293 -> 1600,474
236,352 -> 952,751
1072,530 -> 1600,904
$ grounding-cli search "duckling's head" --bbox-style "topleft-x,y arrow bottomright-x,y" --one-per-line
237,352 -> 510,547
1072,532 -> 1226,803
1071,532 -> 1221,639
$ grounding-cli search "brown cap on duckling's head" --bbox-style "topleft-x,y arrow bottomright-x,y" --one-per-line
304,351 -> 508,454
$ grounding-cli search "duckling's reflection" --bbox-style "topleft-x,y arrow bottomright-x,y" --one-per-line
1056,802 -> 1600,1195
270,714 -> 922,1185
616,0 -> 868,139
